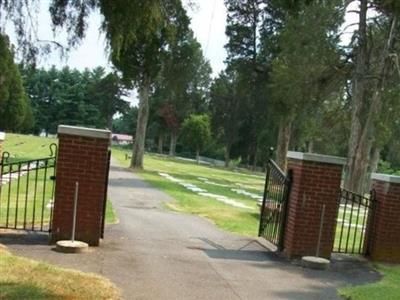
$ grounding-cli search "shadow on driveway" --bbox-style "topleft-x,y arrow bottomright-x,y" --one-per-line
0,231 -> 49,246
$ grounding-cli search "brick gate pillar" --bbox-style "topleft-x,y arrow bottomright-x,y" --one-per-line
283,152 -> 346,259
51,125 -> 111,246
369,174 -> 400,263
0,132 -> 5,157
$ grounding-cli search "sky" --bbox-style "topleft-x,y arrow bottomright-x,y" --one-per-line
6,0 -> 228,78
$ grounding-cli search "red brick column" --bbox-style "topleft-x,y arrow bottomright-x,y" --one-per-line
283,152 -> 346,259
0,132 -> 5,158
369,174 -> 400,263
51,125 -> 111,246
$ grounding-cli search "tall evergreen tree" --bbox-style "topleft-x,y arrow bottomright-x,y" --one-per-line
0,34 -> 32,132
345,0 -> 400,193
264,0 -> 344,170
210,70 -> 242,167
224,0 -> 265,167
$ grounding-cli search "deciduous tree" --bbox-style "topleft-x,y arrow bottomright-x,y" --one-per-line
181,114 -> 211,163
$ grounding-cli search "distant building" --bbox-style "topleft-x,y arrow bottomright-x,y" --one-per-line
112,133 -> 133,145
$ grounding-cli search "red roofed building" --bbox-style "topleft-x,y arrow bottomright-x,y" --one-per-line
112,133 -> 134,145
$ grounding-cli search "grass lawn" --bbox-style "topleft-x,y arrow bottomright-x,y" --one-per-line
2,134 -> 57,162
0,246 -> 120,299
112,147 -> 265,236
339,264 -> 400,300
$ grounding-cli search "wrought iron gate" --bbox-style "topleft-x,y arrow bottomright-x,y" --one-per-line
258,159 -> 292,250
0,144 -> 57,232
333,188 -> 376,255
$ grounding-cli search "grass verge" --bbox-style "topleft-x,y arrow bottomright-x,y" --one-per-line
338,264 -> 400,300
105,198 -> 118,224
0,247 -> 121,299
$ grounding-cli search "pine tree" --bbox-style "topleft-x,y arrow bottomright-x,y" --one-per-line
0,34 -> 32,132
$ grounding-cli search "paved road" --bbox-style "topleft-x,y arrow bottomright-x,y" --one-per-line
0,161 -> 380,300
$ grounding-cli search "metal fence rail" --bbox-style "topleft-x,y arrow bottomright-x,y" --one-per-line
333,188 -> 376,255
0,144 -> 57,232
258,159 -> 292,250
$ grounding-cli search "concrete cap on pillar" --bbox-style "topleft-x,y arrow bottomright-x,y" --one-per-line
371,173 -> 400,184
0,132 -> 5,141
58,125 -> 111,140
287,151 -> 347,166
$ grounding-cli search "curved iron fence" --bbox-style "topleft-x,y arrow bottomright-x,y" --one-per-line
0,144 -> 57,232
333,188 -> 376,255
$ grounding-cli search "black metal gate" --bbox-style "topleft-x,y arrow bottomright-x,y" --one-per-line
333,188 -> 376,255
0,144 -> 57,233
100,149 -> 111,238
258,159 -> 292,250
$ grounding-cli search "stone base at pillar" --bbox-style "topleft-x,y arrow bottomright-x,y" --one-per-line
56,240 -> 89,253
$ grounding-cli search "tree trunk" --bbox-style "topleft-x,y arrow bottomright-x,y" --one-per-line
276,117 -> 292,171
107,115 -> 113,131
252,149 -> 258,171
169,131 -> 177,156
307,141 -> 314,153
366,146 -> 381,191
345,0 -> 368,192
131,77 -> 151,169
158,135 -> 163,154
224,144 -> 231,168
370,146 -> 381,175
348,138 -> 373,194
196,149 -> 200,164
346,13 -> 397,194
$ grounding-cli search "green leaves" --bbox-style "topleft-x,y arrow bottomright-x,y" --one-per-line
99,0 -> 190,86
181,114 -> 211,153
20,65 -> 128,134
0,34 -> 31,132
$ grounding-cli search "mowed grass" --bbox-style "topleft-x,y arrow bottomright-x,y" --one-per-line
112,147 -> 265,236
0,247 -> 121,299
2,133 -> 117,226
2,134 -> 57,162
339,264 -> 400,300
